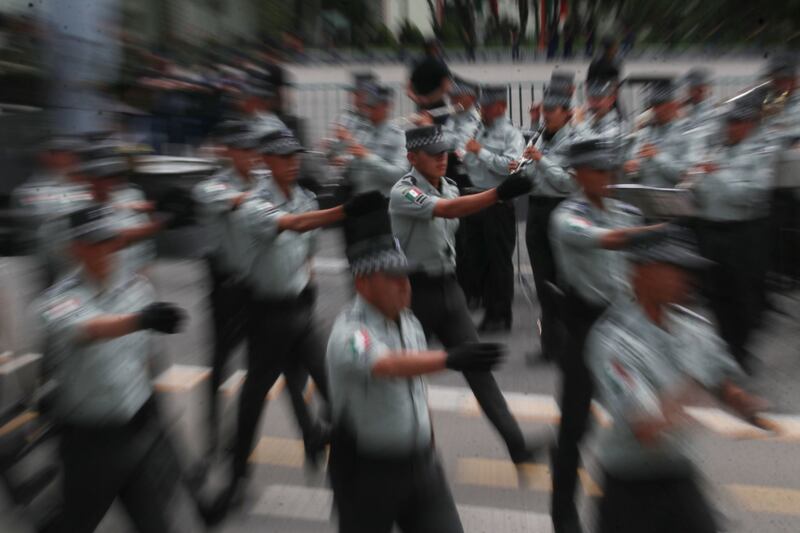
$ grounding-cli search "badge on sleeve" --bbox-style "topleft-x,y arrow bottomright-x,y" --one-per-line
403,187 -> 428,205
350,328 -> 371,357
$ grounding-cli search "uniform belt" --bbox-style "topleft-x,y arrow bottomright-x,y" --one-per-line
249,286 -> 317,310
408,271 -> 456,284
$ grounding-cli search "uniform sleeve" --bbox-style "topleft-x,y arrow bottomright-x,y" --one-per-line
475,128 -> 525,175
34,292 -> 91,356
192,180 -> 237,217
357,128 -> 410,190
587,324 -> 664,423
330,324 -> 390,380
389,181 -> 438,219
237,195 -> 286,242
550,206 -> 609,248
535,150 -> 577,195
644,135 -> 697,187
670,313 -> 744,390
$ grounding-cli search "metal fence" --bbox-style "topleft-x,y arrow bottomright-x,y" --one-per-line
290,76 -> 758,144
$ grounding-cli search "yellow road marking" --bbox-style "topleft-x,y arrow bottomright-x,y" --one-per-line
456,457 -> 600,496
249,436 -> 307,468
153,364 -> 210,393
727,484 -> 800,516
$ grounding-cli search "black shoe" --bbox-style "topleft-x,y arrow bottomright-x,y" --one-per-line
303,422 -> 331,470
199,477 -> 244,527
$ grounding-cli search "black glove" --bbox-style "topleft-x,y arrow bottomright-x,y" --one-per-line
138,302 -> 187,334
343,190 -> 387,217
445,342 -> 506,372
496,175 -> 532,201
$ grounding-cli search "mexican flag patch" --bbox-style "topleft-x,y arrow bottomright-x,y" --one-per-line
350,328 -> 371,357
403,187 -> 428,205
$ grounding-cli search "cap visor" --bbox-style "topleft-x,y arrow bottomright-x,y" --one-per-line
420,141 -> 452,155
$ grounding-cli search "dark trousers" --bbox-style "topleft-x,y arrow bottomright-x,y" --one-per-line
463,201 -> 517,322
551,290 -> 606,527
696,219 -> 769,370
329,427 -> 462,533
598,470 -> 718,533
410,274 -> 527,460
525,196 -> 566,358
232,288 -> 329,478
58,400 -> 188,533
206,257 -> 248,444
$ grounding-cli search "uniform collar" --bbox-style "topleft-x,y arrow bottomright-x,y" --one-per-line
353,294 -> 407,330
264,175 -> 297,204
409,167 -> 442,196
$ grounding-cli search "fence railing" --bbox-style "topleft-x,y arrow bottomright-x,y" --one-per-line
291,76 -> 757,145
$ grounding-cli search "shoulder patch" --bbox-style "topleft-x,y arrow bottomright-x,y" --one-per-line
403,186 -> 428,205
350,328 -> 371,357
401,174 -> 418,186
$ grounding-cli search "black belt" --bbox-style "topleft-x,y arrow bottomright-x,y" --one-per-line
249,286 -> 317,310
408,271 -> 456,285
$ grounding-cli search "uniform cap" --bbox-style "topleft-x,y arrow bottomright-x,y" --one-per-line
405,125 -> 451,154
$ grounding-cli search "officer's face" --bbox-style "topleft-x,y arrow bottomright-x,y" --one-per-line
408,150 -> 448,180
480,102 -> 507,124
635,263 -> 692,305
356,272 -> 411,320
689,85 -> 709,104
263,153 -> 300,185
367,102 -> 391,124
71,238 -> 121,281
726,119 -> 757,144
574,166 -> 613,197
451,94 -> 476,110
587,95 -> 614,114
543,105 -> 571,132
652,100 -> 679,123
228,147 -> 257,175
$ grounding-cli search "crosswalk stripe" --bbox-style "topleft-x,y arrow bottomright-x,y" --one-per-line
456,457 -> 599,496
251,484 -> 554,531
153,364 -> 800,442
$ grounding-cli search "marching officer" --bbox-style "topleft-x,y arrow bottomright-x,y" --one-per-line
325,71 -> 375,161
574,79 -> 627,144
587,227 -> 771,533
327,204 -> 506,533
389,125 -> 543,465
442,76 -> 482,189
549,139 -> 667,533
192,121 -> 267,452
509,84 -> 578,364
682,68 -> 718,133
624,79 -> 699,188
692,97 -> 777,373
33,204 -> 197,533
760,52 -> 800,140
462,85 -> 525,331
337,82 -> 409,196
209,129 -> 384,520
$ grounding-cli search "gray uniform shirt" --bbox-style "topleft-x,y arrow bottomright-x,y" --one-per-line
32,270 -> 155,425
442,107 -> 482,154
550,193 -> 643,306
693,136 -> 777,222
575,109 -> 628,144
326,295 -> 432,454
389,168 -> 460,275
462,117 -> 525,190
629,120 -> 699,188
519,124 -> 578,198
345,120 -> 409,196
587,300 -> 742,479
233,178 -> 318,299
193,168 -> 268,277
109,185 -> 157,277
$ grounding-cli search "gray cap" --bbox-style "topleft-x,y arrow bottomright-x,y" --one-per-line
568,138 -> 620,170
362,82 -> 394,106
629,225 -> 712,270
67,204 -> 119,243
350,71 -> 377,92
406,125 -> 451,154
685,67 -> 711,88
479,84 -> 508,105
449,75 -> 479,97
586,80 -> 615,98
549,70 -> 576,92
258,129 -> 305,155
647,79 -> 676,107
344,207 -> 413,276
542,86 -> 573,109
